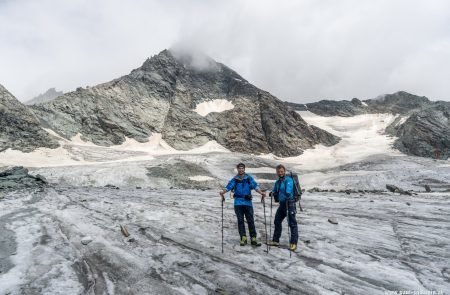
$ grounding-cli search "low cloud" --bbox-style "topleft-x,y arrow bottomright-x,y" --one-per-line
0,0 -> 449,102
170,44 -> 219,73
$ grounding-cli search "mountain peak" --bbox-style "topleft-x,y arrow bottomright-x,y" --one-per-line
25,88 -> 64,105
31,49 -> 339,156
139,48 -> 221,74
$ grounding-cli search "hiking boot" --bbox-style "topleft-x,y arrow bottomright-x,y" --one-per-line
268,241 -> 280,247
240,236 -> 247,246
289,243 -> 298,251
251,237 -> 261,247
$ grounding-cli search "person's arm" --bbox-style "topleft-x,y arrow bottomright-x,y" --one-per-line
269,181 -> 276,197
249,176 -> 266,200
220,178 -> 235,198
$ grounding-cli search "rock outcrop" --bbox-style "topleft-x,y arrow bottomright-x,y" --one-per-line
0,84 -> 59,152
32,49 -> 339,156
393,103 -> 450,159
284,101 -> 307,111
365,91 -> 432,115
0,166 -> 49,191
305,98 -> 370,117
298,92 -> 432,117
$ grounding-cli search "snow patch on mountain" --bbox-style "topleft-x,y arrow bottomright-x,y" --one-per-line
278,112 -> 403,170
189,175 -> 215,181
395,115 -> 410,126
114,133 -> 175,152
193,99 -> 234,116
0,132 -> 229,167
187,140 -> 230,153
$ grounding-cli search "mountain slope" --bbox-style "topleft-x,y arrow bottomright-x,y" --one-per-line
286,91 -> 449,159
0,84 -> 59,152
392,102 -> 450,159
32,49 -> 339,157
365,91 -> 432,114
25,88 -> 64,105
304,98 -> 370,117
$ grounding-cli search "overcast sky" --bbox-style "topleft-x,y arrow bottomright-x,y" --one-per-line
1,0 -> 449,103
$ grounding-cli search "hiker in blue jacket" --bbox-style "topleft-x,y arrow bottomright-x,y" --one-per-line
268,164 -> 299,251
219,163 -> 266,246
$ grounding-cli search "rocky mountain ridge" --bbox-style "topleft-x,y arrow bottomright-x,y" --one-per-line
25,87 -> 64,105
0,84 -> 59,152
30,49 -> 339,157
285,92 -> 449,159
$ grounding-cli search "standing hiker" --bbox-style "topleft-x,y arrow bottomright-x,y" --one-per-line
219,163 -> 266,246
268,164 -> 299,251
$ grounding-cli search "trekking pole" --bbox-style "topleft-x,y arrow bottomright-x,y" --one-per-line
269,193 -> 273,251
286,201 -> 291,258
221,194 -> 225,254
262,196 -> 268,254
298,200 -> 303,212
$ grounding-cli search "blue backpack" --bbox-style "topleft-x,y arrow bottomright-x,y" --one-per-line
232,175 -> 252,200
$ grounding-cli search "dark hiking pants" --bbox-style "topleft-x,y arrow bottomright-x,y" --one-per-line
234,205 -> 257,238
272,200 -> 298,244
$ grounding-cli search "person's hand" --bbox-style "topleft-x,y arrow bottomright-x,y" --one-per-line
219,191 -> 225,202
260,191 -> 266,202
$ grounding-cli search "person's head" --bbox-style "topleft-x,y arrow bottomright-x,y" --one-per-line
276,164 -> 286,178
236,163 -> 246,175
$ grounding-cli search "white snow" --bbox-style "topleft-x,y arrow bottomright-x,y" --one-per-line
114,133 -> 175,152
0,146 -> 88,167
193,99 -> 234,116
2,184 -> 448,293
103,272 -> 115,295
396,115 -> 409,126
361,101 -> 368,107
187,140 -> 230,153
42,128 -> 68,141
189,176 -> 215,181
0,133 -> 229,168
0,214 -> 83,295
281,112 -> 404,170
69,133 -> 99,147
0,220 -> 39,294
245,167 -> 276,174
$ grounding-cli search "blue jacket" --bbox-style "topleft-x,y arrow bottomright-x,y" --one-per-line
272,176 -> 294,202
225,174 -> 260,207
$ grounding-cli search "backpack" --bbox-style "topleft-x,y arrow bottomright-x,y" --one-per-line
231,175 -> 252,199
232,175 -> 251,190
290,171 -> 302,202
274,172 -> 302,202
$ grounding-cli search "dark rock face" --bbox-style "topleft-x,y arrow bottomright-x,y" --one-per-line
364,91 -> 432,115
298,92 -> 432,117
393,103 -> 450,159
284,101 -> 307,111
0,84 -> 59,152
386,184 -> 412,195
0,166 -> 49,191
32,49 -> 339,157
25,88 -> 64,105
305,98 -> 370,117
